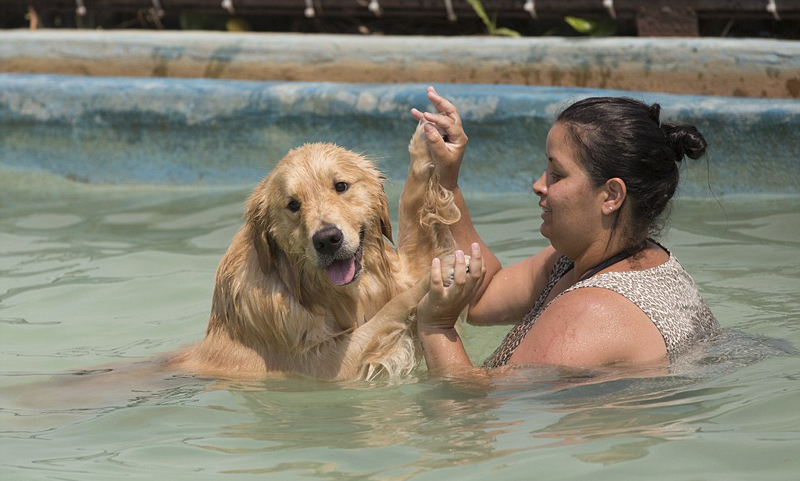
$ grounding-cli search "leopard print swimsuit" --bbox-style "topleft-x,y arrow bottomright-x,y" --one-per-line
483,246 -> 719,368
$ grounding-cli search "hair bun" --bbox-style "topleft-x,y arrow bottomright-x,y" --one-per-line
648,103 -> 662,126
663,124 -> 707,161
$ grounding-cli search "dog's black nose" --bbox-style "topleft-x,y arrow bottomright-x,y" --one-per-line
312,225 -> 343,255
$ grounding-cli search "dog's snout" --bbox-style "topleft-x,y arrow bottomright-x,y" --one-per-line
313,225 -> 343,255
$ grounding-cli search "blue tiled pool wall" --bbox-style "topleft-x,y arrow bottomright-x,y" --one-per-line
1,74 -> 798,195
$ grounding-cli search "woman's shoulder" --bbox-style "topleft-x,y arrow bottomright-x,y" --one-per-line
512,287 -> 667,365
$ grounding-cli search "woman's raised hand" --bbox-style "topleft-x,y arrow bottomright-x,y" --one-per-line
410,86 -> 468,190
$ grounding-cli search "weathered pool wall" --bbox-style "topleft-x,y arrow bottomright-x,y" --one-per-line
1,73 -> 798,195
1,31 -> 799,99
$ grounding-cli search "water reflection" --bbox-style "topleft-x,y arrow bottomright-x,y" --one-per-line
215,376 -> 520,476
1,326 -> 795,478
503,329 -> 798,465
205,327 -> 798,477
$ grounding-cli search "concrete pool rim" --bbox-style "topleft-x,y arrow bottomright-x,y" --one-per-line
1,30 -> 799,99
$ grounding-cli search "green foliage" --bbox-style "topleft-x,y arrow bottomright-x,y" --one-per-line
178,13 -> 251,31
180,13 -> 229,30
564,16 -> 616,36
465,0 -> 520,37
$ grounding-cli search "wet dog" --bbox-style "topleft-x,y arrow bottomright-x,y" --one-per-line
168,123 -> 459,380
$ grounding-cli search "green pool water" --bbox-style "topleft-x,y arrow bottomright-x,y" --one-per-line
1,169 -> 798,481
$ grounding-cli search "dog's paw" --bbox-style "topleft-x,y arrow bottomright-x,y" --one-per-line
438,253 -> 471,287
408,122 -> 436,180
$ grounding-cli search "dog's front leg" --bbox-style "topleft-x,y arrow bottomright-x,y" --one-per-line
325,279 -> 428,381
397,122 -> 459,280
398,121 -> 435,248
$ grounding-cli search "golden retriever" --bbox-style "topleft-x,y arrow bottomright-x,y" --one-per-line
168,122 -> 459,381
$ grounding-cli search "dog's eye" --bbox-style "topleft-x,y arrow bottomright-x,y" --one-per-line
287,200 -> 301,212
334,182 -> 349,193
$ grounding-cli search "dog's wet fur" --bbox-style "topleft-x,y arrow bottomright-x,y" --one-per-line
167,122 -> 460,380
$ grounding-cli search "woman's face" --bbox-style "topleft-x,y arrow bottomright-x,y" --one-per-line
533,123 -> 606,256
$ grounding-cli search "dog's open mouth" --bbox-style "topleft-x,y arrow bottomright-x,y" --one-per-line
325,244 -> 363,286
324,228 -> 365,286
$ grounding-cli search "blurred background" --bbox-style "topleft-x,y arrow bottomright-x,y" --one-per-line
3,0 -> 799,38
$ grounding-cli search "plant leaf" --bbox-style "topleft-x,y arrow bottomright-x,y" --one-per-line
465,0 -> 492,27
564,16 -> 617,36
493,27 -> 521,37
564,16 -> 594,34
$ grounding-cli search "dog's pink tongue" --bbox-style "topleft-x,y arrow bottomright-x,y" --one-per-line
326,257 -> 356,286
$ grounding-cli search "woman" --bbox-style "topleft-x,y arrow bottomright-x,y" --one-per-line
410,87 -> 719,375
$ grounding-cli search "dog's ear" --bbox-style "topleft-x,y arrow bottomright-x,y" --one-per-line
250,211 -> 314,310
245,176 -> 271,229
246,176 -> 275,276
379,186 -> 394,245
252,229 -> 273,277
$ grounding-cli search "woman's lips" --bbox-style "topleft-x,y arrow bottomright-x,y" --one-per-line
540,204 -> 550,220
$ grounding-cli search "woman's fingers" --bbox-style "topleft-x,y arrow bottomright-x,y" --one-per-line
428,90 -> 464,136
453,250 -> 468,286
468,243 -> 486,293
423,123 -> 453,166
410,86 -> 467,148
471,243 -> 483,273
447,248 -> 484,301
422,111 -> 464,145
415,86 -> 465,142
414,108 -> 461,147
408,87 -> 467,191
419,246 -> 484,328
429,257 -> 444,295
428,86 -> 460,120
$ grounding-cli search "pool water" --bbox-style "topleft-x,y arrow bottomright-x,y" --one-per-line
1,169 -> 798,480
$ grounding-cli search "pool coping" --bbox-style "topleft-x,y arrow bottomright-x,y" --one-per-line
1,30 -> 799,99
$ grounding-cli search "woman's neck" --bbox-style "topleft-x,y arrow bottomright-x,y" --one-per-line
569,236 -> 636,281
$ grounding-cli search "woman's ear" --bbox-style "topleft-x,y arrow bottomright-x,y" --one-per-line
602,177 -> 627,215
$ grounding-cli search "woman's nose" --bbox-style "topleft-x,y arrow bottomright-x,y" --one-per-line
532,172 -> 546,196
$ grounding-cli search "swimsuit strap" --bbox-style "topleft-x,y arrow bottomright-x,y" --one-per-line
578,239 -> 650,282
578,249 -> 633,281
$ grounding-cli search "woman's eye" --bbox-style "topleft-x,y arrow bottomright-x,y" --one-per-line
287,200 -> 301,212
334,182 -> 349,193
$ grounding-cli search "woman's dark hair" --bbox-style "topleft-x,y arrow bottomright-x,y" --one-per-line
556,96 -> 708,249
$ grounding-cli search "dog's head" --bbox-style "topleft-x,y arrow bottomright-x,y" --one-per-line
246,143 -> 393,287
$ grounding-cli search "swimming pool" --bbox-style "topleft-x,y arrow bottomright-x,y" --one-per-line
1,75 -> 799,480
1,169 -> 798,480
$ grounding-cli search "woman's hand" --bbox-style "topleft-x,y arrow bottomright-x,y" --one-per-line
417,243 -> 486,332
410,86 -> 468,190
416,243 -> 485,375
